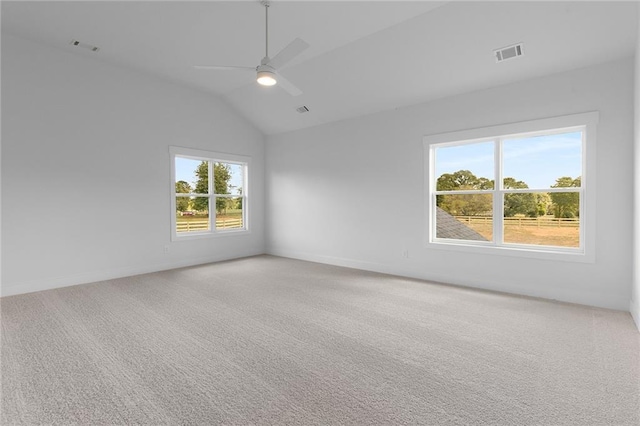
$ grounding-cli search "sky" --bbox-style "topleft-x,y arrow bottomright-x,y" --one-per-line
175,157 -> 244,195
434,131 -> 582,189
175,131 -> 581,194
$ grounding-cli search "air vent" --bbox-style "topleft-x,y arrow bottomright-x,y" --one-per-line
69,39 -> 100,52
494,43 -> 523,63
296,105 -> 310,114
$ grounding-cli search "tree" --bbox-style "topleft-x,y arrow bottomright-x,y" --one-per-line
535,192 -> 551,216
193,161 -> 209,212
236,187 -> 243,210
503,177 -> 537,217
440,192 -> 492,216
437,170 -> 493,216
436,170 -> 494,191
214,163 -> 231,214
476,177 -> 494,190
192,161 -> 233,214
175,180 -> 191,213
549,176 -> 581,218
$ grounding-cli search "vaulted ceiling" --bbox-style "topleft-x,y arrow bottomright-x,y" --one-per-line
2,1 -> 638,135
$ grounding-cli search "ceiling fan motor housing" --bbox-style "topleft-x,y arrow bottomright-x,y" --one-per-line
195,1 -> 308,95
256,64 -> 277,86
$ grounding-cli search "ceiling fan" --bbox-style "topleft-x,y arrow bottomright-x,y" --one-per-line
195,0 -> 309,96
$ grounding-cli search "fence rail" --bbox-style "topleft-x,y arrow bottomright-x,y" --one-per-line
453,216 -> 579,228
177,219 -> 242,232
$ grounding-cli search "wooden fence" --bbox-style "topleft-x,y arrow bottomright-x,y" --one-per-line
177,218 -> 242,232
453,216 -> 579,228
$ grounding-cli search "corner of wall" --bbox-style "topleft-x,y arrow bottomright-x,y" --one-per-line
632,1 -> 640,332
631,298 -> 640,331
1,35 -> 267,297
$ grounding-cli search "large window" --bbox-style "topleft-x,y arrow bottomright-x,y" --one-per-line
170,147 -> 249,240
424,112 -> 597,262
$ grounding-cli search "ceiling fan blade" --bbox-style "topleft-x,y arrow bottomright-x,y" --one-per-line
269,38 -> 310,70
194,65 -> 255,71
276,73 -> 303,97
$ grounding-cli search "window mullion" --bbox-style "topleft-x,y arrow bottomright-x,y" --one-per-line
434,190 -> 494,195
243,163 -> 248,231
208,161 -> 214,232
579,186 -> 585,251
429,146 -> 436,242
494,138 -> 503,245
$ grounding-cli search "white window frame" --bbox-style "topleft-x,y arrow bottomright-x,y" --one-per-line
424,112 -> 598,263
170,146 -> 250,241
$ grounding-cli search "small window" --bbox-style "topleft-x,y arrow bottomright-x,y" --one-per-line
424,112 -> 597,262
170,147 -> 249,240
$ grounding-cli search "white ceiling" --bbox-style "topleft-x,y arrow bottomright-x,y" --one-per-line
2,1 -> 638,135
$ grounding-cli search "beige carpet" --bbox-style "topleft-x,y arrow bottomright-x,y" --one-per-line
1,255 -> 639,425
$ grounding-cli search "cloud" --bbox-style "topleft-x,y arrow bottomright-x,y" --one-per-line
435,132 -> 582,188
503,134 -> 581,160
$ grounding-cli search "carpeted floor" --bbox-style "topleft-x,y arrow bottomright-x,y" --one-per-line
1,255 -> 639,425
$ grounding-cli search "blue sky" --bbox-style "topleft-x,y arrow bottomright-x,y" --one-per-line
435,131 -> 582,189
175,157 -> 244,195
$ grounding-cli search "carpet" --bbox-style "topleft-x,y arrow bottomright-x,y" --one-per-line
2,255 -> 639,425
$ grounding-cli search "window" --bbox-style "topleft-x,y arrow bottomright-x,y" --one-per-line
170,147 -> 249,240
424,112 -> 597,262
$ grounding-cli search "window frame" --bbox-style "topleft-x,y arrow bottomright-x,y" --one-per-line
424,112 -> 598,263
170,146 -> 250,241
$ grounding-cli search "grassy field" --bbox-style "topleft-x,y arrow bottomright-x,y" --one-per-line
176,210 -> 243,231
467,222 -> 579,247
176,211 -> 578,246
176,213 -> 242,222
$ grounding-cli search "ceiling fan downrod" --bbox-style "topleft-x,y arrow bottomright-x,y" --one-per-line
262,0 -> 270,60
256,1 -> 276,85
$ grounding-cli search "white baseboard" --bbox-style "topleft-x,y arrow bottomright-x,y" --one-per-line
266,247 -> 627,312
266,247 -> 522,296
1,249 -> 264,298
266,248 -> 460,287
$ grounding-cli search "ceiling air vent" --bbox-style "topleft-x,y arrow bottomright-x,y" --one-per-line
296,105 -> 310,114
494,43 -> 523,63
69,39 -> 100,52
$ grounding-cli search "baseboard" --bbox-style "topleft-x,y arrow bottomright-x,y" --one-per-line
266,247 -> 528,297
631,297 -> 640,332
266,247 -> 628,312
266,248 -> 459,286
1,249 -> 265,298
266,248 -> 402,277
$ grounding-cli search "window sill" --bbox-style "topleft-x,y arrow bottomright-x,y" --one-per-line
426,239 -> 594,263
171,229 -> 251,242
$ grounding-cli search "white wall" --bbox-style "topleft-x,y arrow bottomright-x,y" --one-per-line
632,5 -> 640,330
1,35 -> 265,296
266,58 -> 635,311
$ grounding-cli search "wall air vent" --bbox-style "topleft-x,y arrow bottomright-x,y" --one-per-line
494,43 -> 523,63
296,105 -> 310,114
69,39 -> 100,52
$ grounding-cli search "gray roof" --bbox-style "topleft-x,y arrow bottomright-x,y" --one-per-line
436,207 -> 488,241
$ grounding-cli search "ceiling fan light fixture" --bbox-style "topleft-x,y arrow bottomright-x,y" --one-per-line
257,69 -> 277,86
195,1 -> 308,95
